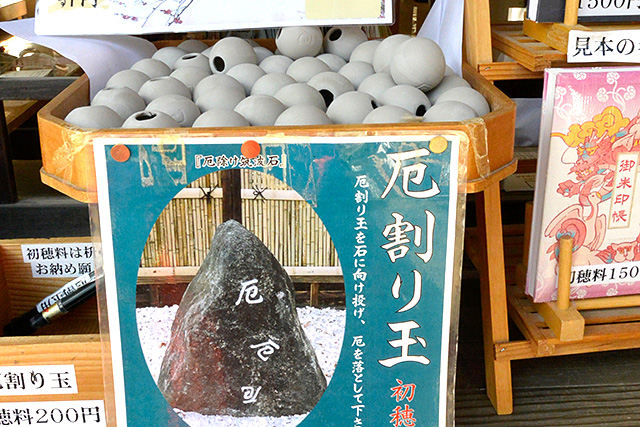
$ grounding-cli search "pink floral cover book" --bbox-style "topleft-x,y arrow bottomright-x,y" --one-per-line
527,67 -> 640,302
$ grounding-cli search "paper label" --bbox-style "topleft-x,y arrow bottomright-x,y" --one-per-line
21,243 -> 94,279
0,365 -> 78,396
569,29 -> 640,63
0,400 -> 105,426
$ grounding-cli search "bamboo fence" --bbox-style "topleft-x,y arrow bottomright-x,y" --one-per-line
140,170 -> 340,269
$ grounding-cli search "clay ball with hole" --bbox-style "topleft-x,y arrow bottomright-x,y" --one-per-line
208,37 -> 258,74
122,110 -> 180,128
146,95 -> 201,127
274,83 -> 327,111
323,26 -> 368,61
152,47 -> 187,69
307,72 -> 354,108
173,53 -> 211,72
378,85 -> 431,117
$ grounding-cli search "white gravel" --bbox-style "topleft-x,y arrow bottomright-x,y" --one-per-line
136,305 -> 346,426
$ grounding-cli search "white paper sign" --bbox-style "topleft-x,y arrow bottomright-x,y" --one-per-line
21,243 -> 94,279
568,29 -> 640,63
34,0 -> 392,36
0,400 -> 105,426
0,365 -> 78,396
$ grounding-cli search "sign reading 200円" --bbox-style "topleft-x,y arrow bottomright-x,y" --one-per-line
93,134 -> 463,426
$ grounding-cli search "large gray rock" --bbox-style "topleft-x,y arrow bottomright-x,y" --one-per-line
157,220 -> 326,416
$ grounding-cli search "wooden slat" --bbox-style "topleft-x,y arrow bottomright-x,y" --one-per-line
137,265 -> 343,284
506,281 -> 640,360
477,61 -> 544,81
491,23 -> 568,72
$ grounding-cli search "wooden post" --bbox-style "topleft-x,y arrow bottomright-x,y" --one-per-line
563,0 -> 579,26
310,282 -> 320,307
221,169 -> 242,223
0,102 -> 17,204
464,0 -> 493,69
475,183 -> 513,415
556,235 -> 573,310
533,234 -> 585,341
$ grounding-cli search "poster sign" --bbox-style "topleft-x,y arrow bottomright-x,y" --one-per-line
92,134 -> 464,426
34,0 -> 391,35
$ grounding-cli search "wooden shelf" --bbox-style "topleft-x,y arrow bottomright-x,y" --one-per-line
503,283 -> 640,360
483,20 -> 640,81
492,23 -> 568,72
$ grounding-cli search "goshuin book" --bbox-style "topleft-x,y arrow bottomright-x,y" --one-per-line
527,66 -> 640,302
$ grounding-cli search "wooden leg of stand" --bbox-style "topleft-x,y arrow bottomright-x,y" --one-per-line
476,182 -> 513,415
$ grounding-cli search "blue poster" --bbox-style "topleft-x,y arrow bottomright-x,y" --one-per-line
92,134 -> 464,426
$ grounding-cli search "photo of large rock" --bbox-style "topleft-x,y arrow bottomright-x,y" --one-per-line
157,219 -> 327,417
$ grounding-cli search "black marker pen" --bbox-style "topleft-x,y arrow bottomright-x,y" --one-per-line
3,271 -> 101,336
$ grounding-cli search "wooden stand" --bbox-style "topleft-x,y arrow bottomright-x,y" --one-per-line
503,201 -> 640,401
464,0 -> 640,415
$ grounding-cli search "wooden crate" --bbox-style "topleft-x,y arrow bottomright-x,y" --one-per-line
37,39 -> 516,203
0,238 -> 105,405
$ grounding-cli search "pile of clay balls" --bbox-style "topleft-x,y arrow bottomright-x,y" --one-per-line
64,26 -> 491,129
